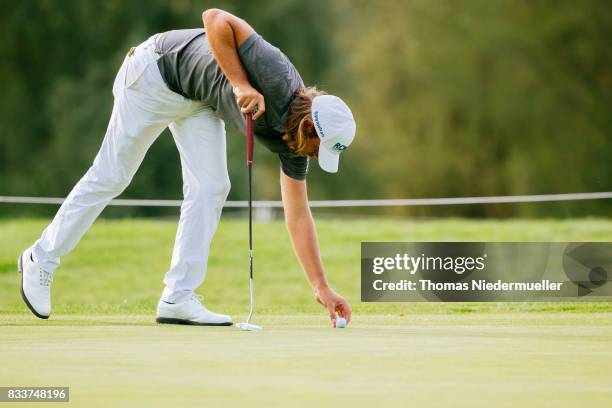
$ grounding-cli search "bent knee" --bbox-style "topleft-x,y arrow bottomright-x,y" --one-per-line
80,166 -> 132,197
205,177 -> 231,199
185,178 -> 231,201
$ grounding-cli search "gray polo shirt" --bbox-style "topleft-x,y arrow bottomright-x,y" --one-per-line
154,28 -> 309,180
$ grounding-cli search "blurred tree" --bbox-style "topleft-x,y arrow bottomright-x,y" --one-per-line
336,0 -> 612,216
0,0 -> 610,218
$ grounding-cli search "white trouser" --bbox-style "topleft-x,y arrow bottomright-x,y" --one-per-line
32,36 -> 231,303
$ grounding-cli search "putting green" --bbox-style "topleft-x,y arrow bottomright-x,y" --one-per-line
1,313 -> 611,407
1,218 -> 611,406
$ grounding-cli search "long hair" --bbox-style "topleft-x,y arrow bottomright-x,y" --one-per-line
283,86 -> 326,156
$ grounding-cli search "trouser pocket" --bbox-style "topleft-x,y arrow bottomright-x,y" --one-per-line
112,55 -> 128,97
112,45 -> 155,97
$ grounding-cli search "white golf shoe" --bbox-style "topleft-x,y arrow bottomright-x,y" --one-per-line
18,249 -> 52,319
156,294 -> 232,326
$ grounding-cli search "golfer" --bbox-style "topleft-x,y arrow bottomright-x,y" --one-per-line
18,9 -> 355,327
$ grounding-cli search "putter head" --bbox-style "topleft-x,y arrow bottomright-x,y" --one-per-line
236,322 -> 262,332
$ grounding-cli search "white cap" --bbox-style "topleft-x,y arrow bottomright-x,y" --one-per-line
311,95 -> 356,173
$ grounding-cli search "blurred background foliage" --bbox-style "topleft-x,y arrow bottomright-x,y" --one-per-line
0,0 -> 610,217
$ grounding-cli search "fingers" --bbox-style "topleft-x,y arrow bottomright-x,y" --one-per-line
240,96 -> 266,119
241,97 -> 258,115
235,86 -> 266,119
235,92 -> 249,110
337,300 -> 352,324
327,304 -> 337,327
253,95 -> 266,120
235,95 -> 244,108
316,288 -> 351,327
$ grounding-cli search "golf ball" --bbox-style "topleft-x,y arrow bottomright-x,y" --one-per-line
336,317 -> 347,328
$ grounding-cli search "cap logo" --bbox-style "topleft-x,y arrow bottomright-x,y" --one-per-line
332,142 -> 348,152
313,111 -> 325,138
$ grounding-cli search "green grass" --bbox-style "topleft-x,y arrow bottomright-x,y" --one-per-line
1,313 -> 611,407
1,217 -> 611,407
1,217 -> 612,315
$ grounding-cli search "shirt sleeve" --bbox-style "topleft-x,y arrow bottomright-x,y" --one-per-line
279,153 -> 309,180
238,34 -> 300,134
238,34 -> 291,87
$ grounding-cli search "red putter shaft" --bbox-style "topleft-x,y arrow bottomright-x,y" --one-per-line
246,113 -> 254,166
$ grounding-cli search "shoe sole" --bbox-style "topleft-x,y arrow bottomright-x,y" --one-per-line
18,252 -> 50,320
155,317 -> 233,326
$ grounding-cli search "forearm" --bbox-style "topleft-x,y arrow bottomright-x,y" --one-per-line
202,9 -> 250,89
285,211 -> 329,290
280,172 -> 351,324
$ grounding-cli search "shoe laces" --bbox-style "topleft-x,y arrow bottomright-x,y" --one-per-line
190,293 -> 204,305
39,269 -> 53,287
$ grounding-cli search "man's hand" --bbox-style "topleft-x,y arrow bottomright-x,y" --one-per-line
233,83 -> 266,120
314,286 -> 352,327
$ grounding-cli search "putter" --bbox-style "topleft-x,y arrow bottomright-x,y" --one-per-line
236,113 -> 262,332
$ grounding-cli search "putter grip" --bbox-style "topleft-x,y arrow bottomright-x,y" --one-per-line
246,113 -> 254,166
